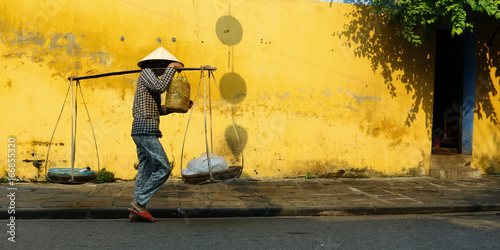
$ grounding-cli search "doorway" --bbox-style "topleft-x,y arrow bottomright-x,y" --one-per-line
432,30 -> 464,154
431,29 -> 476,155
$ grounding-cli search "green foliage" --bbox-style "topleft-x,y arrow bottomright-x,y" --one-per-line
373,0 -> 500,46
94,168 -> 115,183
305,172 -> 312,179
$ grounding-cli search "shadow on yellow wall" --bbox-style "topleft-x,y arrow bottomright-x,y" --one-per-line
333,5 -> 500,174
474,15 -> 500,174
334,6 -> 435,132
475,24 -> 500,126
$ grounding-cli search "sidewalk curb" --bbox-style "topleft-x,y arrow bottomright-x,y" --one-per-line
8,204 -> 500,220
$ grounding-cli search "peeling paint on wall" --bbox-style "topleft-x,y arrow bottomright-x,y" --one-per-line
1,22 -> 113,81
338,88 -> 381,104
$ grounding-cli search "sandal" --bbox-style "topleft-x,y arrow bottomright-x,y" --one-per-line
127,207 -> 157,222
129,212 -> 150,222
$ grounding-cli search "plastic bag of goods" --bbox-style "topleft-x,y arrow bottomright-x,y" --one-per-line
182,153 -> 229,175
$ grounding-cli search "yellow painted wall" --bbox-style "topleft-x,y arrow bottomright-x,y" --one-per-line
473,23 -> 500,175
0,0 -> 449,181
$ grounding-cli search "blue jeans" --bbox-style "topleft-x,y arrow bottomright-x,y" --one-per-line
132,135 -> 171,206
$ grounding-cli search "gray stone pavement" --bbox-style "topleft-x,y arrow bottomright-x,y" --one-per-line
1,176 -> 500,219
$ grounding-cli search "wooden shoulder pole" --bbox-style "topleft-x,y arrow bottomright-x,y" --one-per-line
68,66 -> 217,81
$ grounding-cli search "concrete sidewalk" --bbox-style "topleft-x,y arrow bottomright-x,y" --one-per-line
1,176 -> 500,219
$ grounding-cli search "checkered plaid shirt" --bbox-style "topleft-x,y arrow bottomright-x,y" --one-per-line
131,67 -> 176,137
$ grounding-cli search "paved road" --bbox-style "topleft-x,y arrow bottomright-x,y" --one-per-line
4,212 -> 500,249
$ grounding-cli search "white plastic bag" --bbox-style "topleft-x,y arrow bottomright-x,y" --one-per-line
182,152 -> 229,175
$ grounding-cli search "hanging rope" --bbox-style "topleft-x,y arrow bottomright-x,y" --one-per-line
180,68 -> 205,176
44,78 -> 72,175
179,67 -> 244,184
209,70 -> 244,169
208,72 -> 214,153
70,80 -> 78,182
46,66 -> 219,183
202,67 -> 214,182
45,78 -> 101,183
77,81 -> 101,173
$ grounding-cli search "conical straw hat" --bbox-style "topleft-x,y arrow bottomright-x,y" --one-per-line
137,47 -> 182,68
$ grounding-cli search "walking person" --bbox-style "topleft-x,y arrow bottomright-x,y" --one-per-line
128,47 -> 187,222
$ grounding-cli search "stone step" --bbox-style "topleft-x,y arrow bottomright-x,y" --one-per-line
431,154 -> 472,168
430,154 -> 482,179
429,167 -> 482,179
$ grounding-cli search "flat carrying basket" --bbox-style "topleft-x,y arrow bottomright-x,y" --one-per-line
47,168 -> 97,183
180,67 -> 244,184
182,166 -> 242,184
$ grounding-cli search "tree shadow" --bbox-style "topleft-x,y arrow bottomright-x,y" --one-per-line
474,17 -> 500,125
334,6 -> 500,131
334,6 -> 435,131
